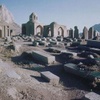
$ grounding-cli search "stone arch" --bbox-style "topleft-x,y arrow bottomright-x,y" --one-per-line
22,25 -> 26,35
48,27 -> 51,37
36,25 -> 43,36
28,24 -> 33,36
88,32 -> 92,39
0,26 -> 2,38
58,27 -> 64,37
0,30 -> 2,38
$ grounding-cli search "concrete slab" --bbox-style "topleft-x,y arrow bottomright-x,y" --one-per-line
32,50 -> 55,64
61,51 -> 77,57
83,92 -> 100,100
49,47 -> 67,53
87,40 -> 100,48
67,51 -> 77,56
41,71 -> 60,85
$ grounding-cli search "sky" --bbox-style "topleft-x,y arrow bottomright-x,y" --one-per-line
0,0 -> 100,32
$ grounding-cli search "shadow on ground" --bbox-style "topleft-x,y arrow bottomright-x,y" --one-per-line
24,63 -> 90,91
30,75 -> 49,83
11,51 -> 99,93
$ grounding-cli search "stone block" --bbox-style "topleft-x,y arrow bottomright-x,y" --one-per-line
32,50 -> 55,64
67,51 -> 77,56
87,40 -> 100,48
41,71 -> 60,85
83,92 -> 100,100
49,47 -> 67,53
62,51 -> 77,57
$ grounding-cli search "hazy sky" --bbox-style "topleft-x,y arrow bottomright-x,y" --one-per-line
0,0 -> 100,32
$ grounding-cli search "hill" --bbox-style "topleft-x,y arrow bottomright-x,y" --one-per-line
92,23 -> 100,32
0,5 -> 21,35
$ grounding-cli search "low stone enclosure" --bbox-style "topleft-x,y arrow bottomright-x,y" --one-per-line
40,71 -> 60,85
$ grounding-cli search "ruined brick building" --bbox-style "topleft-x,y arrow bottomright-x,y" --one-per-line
83,26 -> 99,40
0,5 -> 21,38
22,12 -> 68,37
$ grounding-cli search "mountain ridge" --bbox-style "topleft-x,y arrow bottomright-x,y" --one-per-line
0,4 -> 21,34
92,23 -> 100,32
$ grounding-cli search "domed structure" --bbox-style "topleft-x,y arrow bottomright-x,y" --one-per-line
22,12 -> 68,37
29,12 -> 38,22
22,12 -> 43,36
50,22 -> 57,25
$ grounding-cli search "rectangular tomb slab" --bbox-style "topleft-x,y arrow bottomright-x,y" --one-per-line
49,47 -> 67,53
83,92 -> 100,100
87,40 -> 100,49
32,50 -> 55,64
41,71 -> 60,85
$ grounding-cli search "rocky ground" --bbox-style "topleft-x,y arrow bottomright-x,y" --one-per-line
0,39 -> 99,100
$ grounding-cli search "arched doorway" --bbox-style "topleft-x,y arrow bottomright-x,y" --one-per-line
22,26 -> 26,35
48,27 -> 51,37
88,32 -> 92,39
0,26 -> 2,38
0,29 -> 2,38
58,27 -> 64,37
36,25 -> 42,36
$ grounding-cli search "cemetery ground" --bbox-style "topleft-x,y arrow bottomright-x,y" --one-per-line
0,39 -> 99,100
